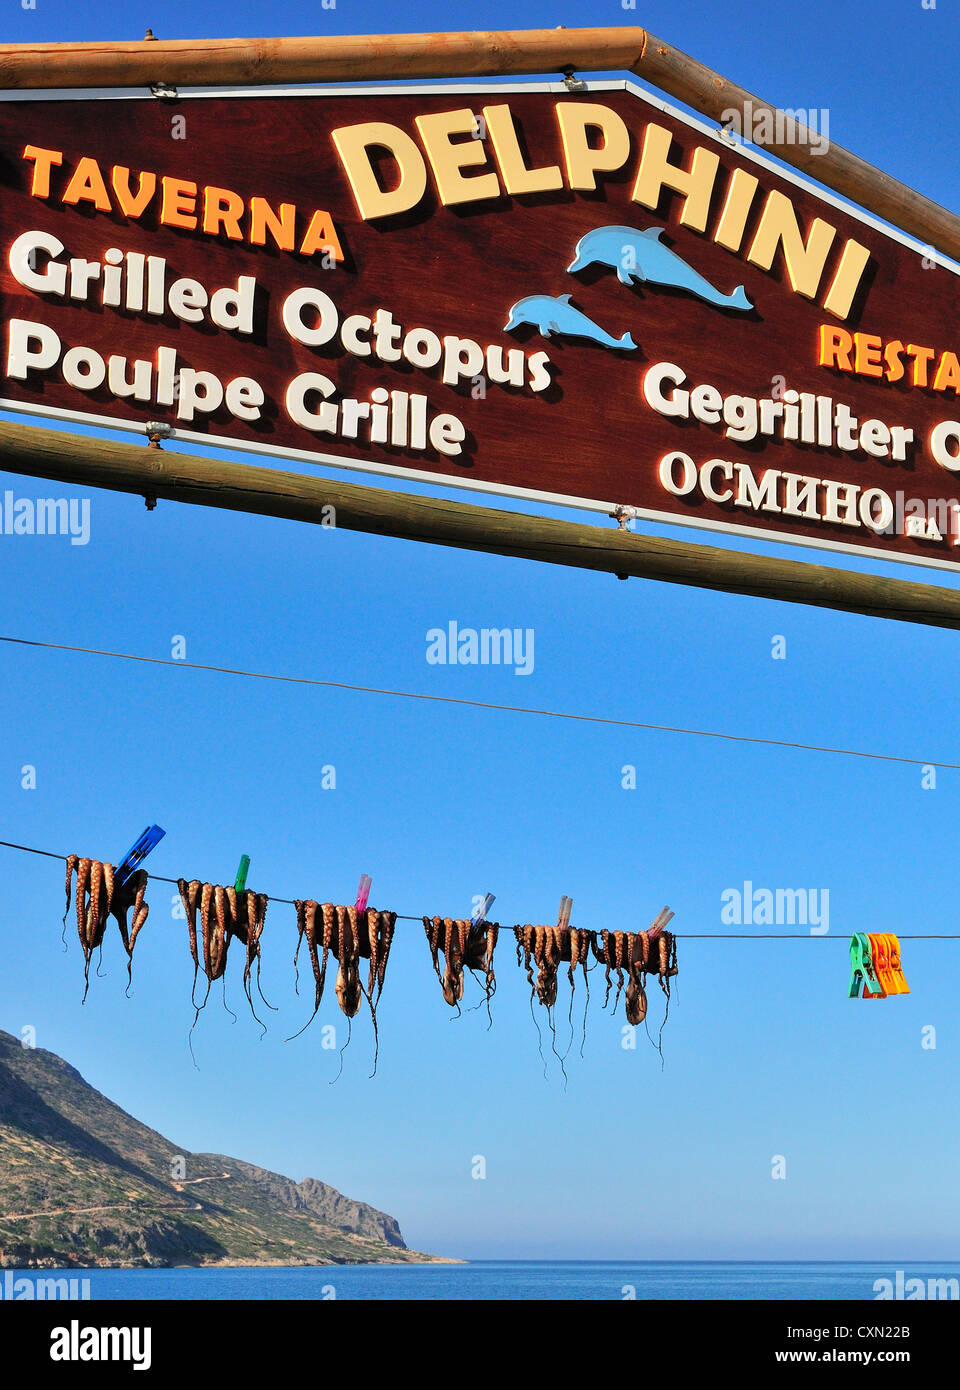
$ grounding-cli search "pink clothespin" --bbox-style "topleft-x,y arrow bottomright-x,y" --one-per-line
355,874 -> 372,914
648,906 -> 675,939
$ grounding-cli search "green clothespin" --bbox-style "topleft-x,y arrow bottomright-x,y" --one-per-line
848,932 -> 884,998
234,855 -> 251,893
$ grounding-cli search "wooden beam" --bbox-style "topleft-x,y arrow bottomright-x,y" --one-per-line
0,25 -> 957,265
0,27 -> 648,88
3,418 -> 960,630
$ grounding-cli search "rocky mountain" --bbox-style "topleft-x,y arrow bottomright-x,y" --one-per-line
0,1029 -> 438,1268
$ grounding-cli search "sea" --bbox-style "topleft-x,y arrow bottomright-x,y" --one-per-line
8,1261 -> 960,1301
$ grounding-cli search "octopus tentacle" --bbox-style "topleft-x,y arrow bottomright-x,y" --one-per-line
251,892 -> 273,1010
63,855 -> 78,945
178,878 -> 201,1003
424,915 -> 443,987
193,881 -> 218,1017
535,926 -> 560,1009
126,874 -> 150,955
102,863 -> 115,914
235,890 -> 269,1029
198,882 -> 213,982
210,885 -> 228,981
366,907 -> 379,1001
483,923 -> 498,1002
320,902 -> 334,1008
292,898 -> 307,993
74,858 -> 91,948
441,917 -> 463,1007
522,925 -> 535,994
74,858 -> 94,999
356,907 -> 387,1077
335,906 -> 361,1019
303,901 -> 320,1007
112,869 -> 150,993
86,860 -> 104,951
224,886 -> 239,940
375,910 -> 395,1005
286,899 -> 324,1042
600,928 -> 614,1010
612,930 -> 626,1012
568,926 -> 580,988
442,918 -> 455,1004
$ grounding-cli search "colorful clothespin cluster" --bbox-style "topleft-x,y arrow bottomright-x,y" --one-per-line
848,932 -> 909,998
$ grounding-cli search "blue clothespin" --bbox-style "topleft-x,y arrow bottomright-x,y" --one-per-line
114,825 -> 165,890
470,892 -> 496,936
234,855 -> 251,893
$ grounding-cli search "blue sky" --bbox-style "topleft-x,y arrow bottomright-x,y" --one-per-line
1,0 -> 959,1261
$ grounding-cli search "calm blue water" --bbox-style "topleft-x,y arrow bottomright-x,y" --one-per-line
14,1261 -> 960,1300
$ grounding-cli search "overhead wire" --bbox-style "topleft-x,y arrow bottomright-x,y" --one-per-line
0,633 -> 956,772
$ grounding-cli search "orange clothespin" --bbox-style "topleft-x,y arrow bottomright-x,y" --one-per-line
867,933 -> 893,996
866,933 -> 909,996
883,933 -> 910,994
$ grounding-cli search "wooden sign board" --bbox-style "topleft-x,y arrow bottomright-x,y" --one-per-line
2,81 -> 960,570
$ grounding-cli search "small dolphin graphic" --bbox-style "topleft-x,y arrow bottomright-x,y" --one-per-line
504,293 -> 636,351
567,224 -> 753,312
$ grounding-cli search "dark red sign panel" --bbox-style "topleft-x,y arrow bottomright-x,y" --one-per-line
2,83 -> 960,569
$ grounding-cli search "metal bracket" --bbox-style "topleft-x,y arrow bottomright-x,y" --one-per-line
611,506 -> 638,581
143,422 -> 170,509
611,505 -> 639,531
562,67 -> 588,93
144,30 -> 178,99
145,421 -> 172,446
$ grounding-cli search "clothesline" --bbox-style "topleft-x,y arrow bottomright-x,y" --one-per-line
0,838 -> 955,938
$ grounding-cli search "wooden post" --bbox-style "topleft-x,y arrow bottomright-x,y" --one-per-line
3,419 -> 960,631
1,26 -> 959,262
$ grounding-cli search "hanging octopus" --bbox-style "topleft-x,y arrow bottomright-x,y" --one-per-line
423,916 -> 499,1012
290,902 -> 397,1060
177,879 -> 270,1022
178,880 -> 230,1003
225,887 -> 271,1025
64,855 -> 150,1000
513,923 -> 591,1009
593,927 -> 678,1024
512,923 -> 593,1079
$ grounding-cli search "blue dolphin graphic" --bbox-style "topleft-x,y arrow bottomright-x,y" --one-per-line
567,224 -> 753,311
504,294 -> 636,351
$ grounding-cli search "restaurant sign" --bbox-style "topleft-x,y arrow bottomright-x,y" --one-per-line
2,81 -> 960,569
